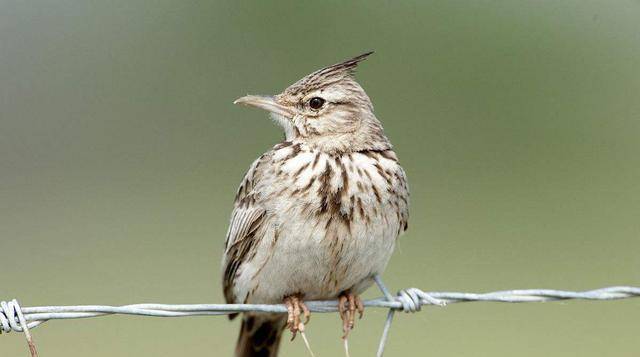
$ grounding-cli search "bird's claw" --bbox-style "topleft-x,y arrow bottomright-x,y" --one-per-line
338,292 -> 364,339
284,295 -> 310,340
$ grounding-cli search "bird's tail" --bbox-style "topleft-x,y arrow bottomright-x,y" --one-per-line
235,314 -> 287,357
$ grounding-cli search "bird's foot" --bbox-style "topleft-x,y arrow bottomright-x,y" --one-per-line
283,294 -> 311,341
338,292 -> 364,339
284,295 -> 315,357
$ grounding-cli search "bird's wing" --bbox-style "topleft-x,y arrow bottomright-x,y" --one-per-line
222,155 -> 270,305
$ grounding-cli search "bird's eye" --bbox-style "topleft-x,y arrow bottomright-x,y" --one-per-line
309,97 -> 325,110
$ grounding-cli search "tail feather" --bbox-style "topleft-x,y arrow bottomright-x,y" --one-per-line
235,314 -> 287,357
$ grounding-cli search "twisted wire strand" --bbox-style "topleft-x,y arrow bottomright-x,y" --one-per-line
3,284 -> 639,357
2,286 -> 638,335
0,300 -> 38,357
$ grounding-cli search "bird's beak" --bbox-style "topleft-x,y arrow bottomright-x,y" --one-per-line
233,95 -> 294,119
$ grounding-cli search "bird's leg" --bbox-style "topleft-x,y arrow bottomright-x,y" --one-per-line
347,294 -> 356,332
355,295 -> 364,319
283,294 -> 311,340
338,294 -> 349,335
338,291 -> 364,339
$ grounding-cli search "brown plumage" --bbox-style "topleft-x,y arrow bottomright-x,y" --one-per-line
222,52 -> 409,357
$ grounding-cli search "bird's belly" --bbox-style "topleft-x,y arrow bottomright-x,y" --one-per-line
236,203 -> 399,304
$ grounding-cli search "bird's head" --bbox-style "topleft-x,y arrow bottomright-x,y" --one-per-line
234,51 -> 391,153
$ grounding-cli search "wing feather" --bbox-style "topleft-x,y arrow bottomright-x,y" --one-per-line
222,155 -> 270,308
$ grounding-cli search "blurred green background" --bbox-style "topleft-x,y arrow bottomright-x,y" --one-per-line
1,1 -> 639,356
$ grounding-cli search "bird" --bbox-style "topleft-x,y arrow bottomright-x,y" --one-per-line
222,51 -> 409,357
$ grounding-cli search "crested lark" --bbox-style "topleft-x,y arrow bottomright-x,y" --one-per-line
222,52 -> 409,357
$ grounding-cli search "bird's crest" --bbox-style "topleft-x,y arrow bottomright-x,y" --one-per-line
284,51 -> 374,95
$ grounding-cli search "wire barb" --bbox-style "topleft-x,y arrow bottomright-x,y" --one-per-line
1,299 -> 38,357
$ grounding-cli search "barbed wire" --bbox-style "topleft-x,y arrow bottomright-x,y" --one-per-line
2,276 -> 639,357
